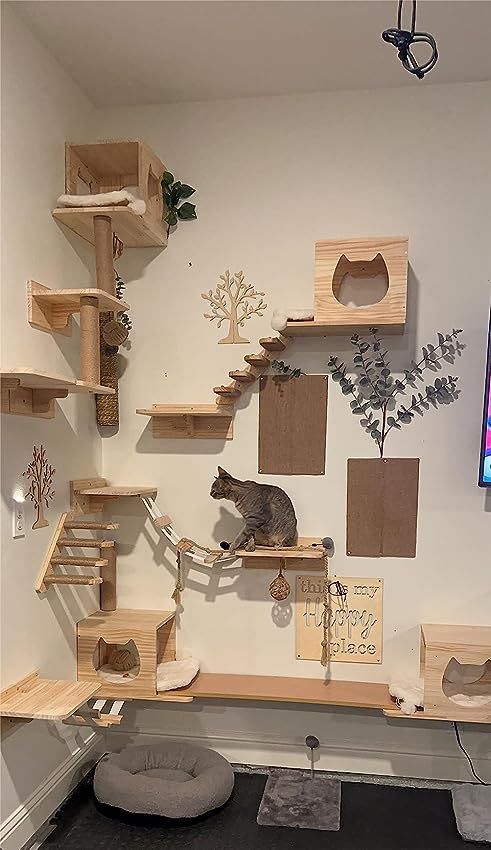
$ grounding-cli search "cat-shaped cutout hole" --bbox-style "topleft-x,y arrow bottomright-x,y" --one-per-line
93,638 -> 140,683
332,253 -> 389,308
442,657 -> 491,707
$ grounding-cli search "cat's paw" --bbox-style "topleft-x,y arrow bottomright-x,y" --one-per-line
244,538 -> 256,552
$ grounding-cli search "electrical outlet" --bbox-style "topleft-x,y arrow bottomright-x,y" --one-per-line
12,499 -> 25,538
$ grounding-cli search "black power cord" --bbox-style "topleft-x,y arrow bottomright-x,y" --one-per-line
382,0 -> 438,79
453,722 -> 488,785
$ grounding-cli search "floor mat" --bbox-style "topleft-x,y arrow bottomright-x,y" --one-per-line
452,784 -> 491,843
257,770 -> 340,830
41,770 -> 476,850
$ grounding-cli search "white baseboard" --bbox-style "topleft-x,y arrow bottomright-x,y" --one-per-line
0,734 -> 102,850
106,727 -> 491,784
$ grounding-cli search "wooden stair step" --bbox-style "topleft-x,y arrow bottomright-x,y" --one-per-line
63,520 -> 119,530
58,537 -> 115,548
229,370 -> 256,383
260,336 -> 287,352
244,354 -> 270,367
50,555 -> 109,567
44,575 -> 103,586
213,386 -> 242,398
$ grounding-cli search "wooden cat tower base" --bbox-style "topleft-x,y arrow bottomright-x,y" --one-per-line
77,609 -> 176,699
284,237 -> 408,336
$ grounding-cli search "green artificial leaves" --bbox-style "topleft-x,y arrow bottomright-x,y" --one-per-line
161,171 -> 197,234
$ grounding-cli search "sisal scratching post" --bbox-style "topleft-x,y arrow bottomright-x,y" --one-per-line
79,296 -> 100,385
100,543 -> 117,612
94,215 -> 115,295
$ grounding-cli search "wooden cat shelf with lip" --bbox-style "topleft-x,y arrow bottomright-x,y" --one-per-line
284,236 -> 408,336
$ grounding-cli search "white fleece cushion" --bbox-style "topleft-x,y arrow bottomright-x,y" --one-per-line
271,308 -> 314,331
57,187 -> 146,215
157,654 -> 199,691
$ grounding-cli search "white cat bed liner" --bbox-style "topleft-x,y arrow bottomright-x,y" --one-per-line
271,309 -> 314,332
389,671 -> 491,714
57,187 -> 146,216
94,742 -> 234,819
97,653 -> 199,691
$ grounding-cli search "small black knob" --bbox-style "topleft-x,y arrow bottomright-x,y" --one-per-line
305,735 -> 320,749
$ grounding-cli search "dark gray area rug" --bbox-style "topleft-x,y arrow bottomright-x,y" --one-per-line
257,771 -> 341,830
452,784 -> 491,844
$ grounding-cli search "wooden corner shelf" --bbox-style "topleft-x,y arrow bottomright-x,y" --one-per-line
70,477 -> 158,515
27,281 -> 129,336
1,369 -> 114,419
0,671 -> 100,721
77,486 -> 158,497
136,404 -> 234,440
52,206 -> 167,249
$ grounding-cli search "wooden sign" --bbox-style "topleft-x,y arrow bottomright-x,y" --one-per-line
295,575 -> 383,663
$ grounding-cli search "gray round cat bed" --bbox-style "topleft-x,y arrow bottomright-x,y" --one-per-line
93,742 -> 234,819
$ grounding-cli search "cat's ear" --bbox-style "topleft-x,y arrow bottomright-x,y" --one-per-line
217,466 -> 231,479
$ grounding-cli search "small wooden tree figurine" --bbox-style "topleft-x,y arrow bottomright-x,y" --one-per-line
23,444 -> 55,529
202,270 -> 267,344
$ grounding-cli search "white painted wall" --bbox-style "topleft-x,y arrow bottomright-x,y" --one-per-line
95,82 -> 491,779
1,8 -> 101,849
2,11 -> 490,847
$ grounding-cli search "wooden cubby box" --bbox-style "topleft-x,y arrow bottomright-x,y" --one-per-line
284,237 -> 408,336
52,140 -> 168,247
77,609 -> 176,699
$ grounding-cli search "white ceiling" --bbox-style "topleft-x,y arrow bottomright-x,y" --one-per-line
14,0 -> 491,106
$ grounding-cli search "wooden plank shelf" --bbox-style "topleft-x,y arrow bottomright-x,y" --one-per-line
63,520 -> 120,530
238,537 -> 324,560
28,281 -> 129,336
284,321 -> 404,337
136,404 -> 234,440
1,369 -> 114,419
58,537 -> 115,548
229,370 -> 256,383
77,486 -> 157,497
52,206 -> 167,249
213,385 -> 242,398
175,673 -> 394,711
0,671 -> 100,720
244,353 -> 270,368
259,336 -> 287,351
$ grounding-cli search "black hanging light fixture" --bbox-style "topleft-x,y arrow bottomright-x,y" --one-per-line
382,0 -> 438,79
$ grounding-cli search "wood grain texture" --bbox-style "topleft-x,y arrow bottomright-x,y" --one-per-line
137,405 -> 234,440
420,624 -> 491,723
258,374 -> 328,475
27,280 -> 128,336
0,672 -> 100,720
77,609 -> 175,698
314,236 -> 408,333
346,458 -> 419,557
175,672 -> 393,710
100,544 -> 117,611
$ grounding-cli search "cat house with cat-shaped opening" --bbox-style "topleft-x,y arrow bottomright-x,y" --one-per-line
314,236 -> 408,334
77,608 -> 176,699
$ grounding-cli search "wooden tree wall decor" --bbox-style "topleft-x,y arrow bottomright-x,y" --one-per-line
23,444 -> 55,529
202,270 -> 267,344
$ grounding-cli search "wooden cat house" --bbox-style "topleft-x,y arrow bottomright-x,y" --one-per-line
420,624 -> 491,723
314,236 -> 408,333
77,608 -> 176,698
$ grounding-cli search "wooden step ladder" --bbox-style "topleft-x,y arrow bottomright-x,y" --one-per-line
35,513 -> 119,609
213,335 -> 289,405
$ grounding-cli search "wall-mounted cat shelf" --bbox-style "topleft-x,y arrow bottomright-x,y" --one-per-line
136,404 -> 234,439
0,368 -> 114,419
0,670 -> 100,722
70,477 -> 157,515
27,281 -> 129,337
284,237 -> 408,336
238,537 -> 325,569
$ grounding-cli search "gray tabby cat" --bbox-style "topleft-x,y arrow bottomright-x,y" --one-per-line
210,466 -> 298,551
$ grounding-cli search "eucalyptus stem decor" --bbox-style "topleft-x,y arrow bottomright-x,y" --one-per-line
326,328 -> 464,458
161,171 -> 197,236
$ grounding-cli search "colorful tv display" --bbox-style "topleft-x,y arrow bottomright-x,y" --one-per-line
478,310 -> 491,487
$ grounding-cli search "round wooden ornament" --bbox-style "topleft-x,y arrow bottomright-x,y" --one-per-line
102,319 -> 129,347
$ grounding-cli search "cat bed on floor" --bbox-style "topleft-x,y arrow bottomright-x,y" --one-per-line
452,784 -> 491,843
57,187 -> 146,215
94,742 -> 234,819
96,651 -> 199,690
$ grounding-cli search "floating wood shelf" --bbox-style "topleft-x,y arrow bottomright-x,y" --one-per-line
244,353 -> 270,368
173,673 -> 394,710
229,370 -> 256,383
239,538 -> 325,570
52,206 -> 166,249
259,336 -> 287,351
136,404 -> 234,440
77,486 -> 158,497
213,386 -> 242,398
69,477 -> 158,516
283,321 -> 404,337
0,671 -> 100,720
1,369 -> 114,418
27,281 -> 129,336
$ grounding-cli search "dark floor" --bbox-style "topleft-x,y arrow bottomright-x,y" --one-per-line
41,771 -> 474,850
